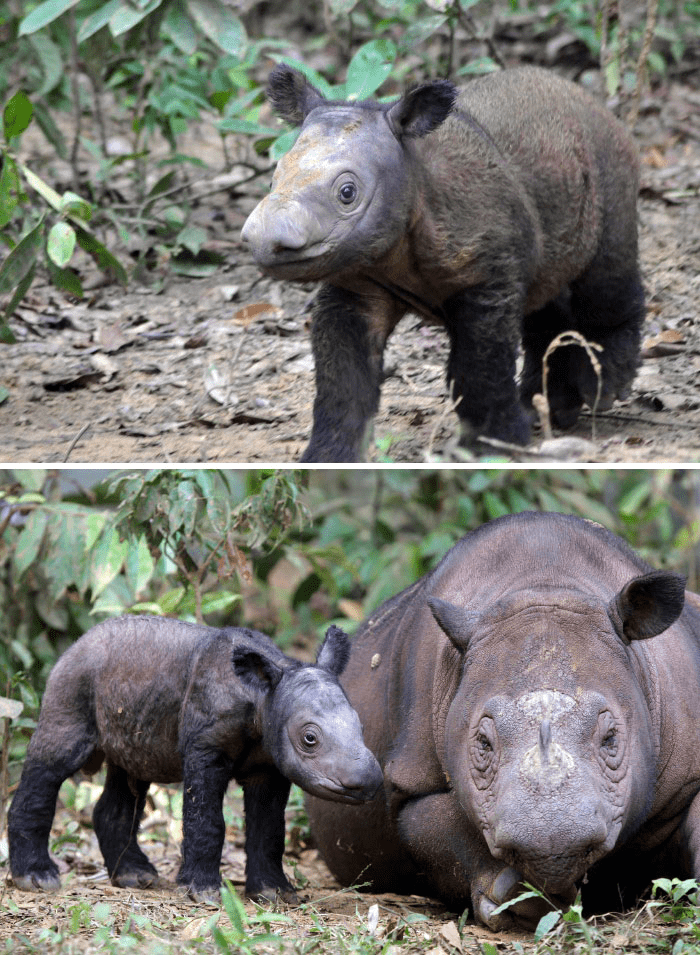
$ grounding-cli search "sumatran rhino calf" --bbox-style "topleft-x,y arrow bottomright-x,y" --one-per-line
306,512 -> 700,929
8,617 -> 382,902
242,66 -> 643,461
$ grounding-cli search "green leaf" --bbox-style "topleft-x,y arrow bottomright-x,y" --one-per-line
47,221 -> 76,267
176,224 -> 207,255
3,92 -> 33,140
269,128 -> 299,161
109,0 -> 163,36
28,32 -> 64,97
2,261 -> 36,325
327,0 -> 357,12
31,100 -> 67,158
0,154 -> 21,229
534,910 -> 561,939
186,0 -> 246,55
47,259 -> 84,297
162,0 -> 198,55
345,39 -> 396,100
0,386 -> 9,402
398,14 -> 447,52
0,219 -> 43,297
13,509 -> 49,578
19,161 -> 63,210
125,534 -> 155,597
60,191 -> 92,222
90,527 -> 129,599
77,0 -> 121,41
0,696 -> 23,719
74,225 -> 128,285
19,0 -> 80,35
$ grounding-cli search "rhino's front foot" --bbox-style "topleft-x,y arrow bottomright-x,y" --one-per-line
112,863 -> 158,889
474,866 -> 569,932
12,867 -> 61,893
246,882 -> 300,905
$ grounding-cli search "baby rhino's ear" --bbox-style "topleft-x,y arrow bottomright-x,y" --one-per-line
266,65 -> 327,126
316,625 -> 351,677
385,80 -> 456,140
232,648 -> 284,693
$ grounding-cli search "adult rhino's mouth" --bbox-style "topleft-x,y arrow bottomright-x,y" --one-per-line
502,845 -> 606,897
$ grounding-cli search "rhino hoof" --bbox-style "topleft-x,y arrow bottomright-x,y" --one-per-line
112,868 -> 158,889
247,884 -> 300,906
13,870 -> 61,893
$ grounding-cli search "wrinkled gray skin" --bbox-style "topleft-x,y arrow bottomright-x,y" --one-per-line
242,67 -> 642,461
306,512 -> 700,930
9,617 -> 382,902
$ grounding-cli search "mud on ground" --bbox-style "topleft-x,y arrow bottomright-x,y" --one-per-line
0,79 -> 698,464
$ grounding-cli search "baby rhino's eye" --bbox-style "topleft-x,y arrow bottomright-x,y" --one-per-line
300,725 -> 320,751
338,182 -> 357,204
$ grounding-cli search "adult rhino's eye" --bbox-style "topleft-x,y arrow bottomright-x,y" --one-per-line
471,716 -> 497,783
338,181 -> 357,205
597,711 -> 624,774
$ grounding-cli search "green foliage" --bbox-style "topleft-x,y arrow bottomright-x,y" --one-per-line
0,91 -> 127,336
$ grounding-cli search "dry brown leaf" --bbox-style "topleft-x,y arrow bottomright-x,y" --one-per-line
233,303 -> 284,325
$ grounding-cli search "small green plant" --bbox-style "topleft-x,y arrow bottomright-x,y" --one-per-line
0,91 -> 126,340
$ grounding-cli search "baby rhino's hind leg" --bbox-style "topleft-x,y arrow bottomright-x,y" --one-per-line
8,731 -> 97,891
569,268 -> 644,414
93,763 -> 157,888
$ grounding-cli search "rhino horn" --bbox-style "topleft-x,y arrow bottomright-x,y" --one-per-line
428,597 -> 479,652
608,570 -> 686,643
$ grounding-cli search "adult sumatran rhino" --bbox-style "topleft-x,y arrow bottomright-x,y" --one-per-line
306,512 -> 700,929
9,617 -> 382,902
242,67 -> 643,461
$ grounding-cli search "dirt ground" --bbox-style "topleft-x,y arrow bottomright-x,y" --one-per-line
1,72 -> 699,465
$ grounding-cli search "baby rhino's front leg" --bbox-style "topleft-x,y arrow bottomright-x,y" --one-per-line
178,750 -> 235,902
242,771 -> 298,903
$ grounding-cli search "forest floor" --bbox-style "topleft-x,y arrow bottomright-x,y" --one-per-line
0,785 -> 688,954
0,57 -> 699,464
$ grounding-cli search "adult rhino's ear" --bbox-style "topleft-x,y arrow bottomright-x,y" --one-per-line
428,597 -> 479,653
232,648 -> 284,693
266,65 -> 326,126
386,80 -> 456,140
316,625 -> 351,676
608,571 -> 686,643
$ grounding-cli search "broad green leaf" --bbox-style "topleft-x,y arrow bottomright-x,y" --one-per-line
0,386 -> 9,402
74,225 -> 128,285
3,92 -> 33,140
176,224 -> 207,255
269,128 -> 299,161
28,32 -> 64,97
163,0 -> 198,55
125,534 -> 155,597
19,0 -> 80,35
218,117 -> 279,136
186,0 -> 246,55
77,0 -> 121,41
60,191 -> 92,221
2,261 -> 36,323
457,57 -> 500,76
13,509 -> 49,578
90,527 -> 129,599
200,591 -> 240,615
398,14 -> 447,52
19,161 -> 63,210
110,0 -> 162,36
0,219 -> 43,297
47,221 -> 76,267
31,99 -> 67,158
0,696 -> 23,719
47,259 -> 84,296
345,39 -> 396,100
0,154 -> 21,229
534,910 -> 561,940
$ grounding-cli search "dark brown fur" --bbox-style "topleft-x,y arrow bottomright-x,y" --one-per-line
305,514 -> 700,930
8,617 -> 381,901
242,67 -> 643,461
